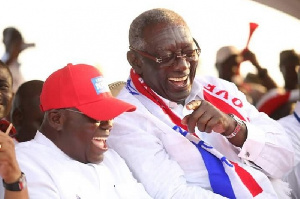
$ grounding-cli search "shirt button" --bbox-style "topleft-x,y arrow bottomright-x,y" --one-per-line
245,152 -> 250,157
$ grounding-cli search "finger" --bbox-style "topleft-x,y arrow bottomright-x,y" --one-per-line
185,109 -> 206,133
186,116 -> 198,133
209,117 -> 226,133
5,123 -> 13,135
181,115 -> 190,125
186,100 -> 202,110
196,113 -> 213,132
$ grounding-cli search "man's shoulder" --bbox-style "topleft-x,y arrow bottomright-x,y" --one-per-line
193,75 -> 239,91
102,149 -> 129,169
195,75 -> 235,85
15,140 -> 36,152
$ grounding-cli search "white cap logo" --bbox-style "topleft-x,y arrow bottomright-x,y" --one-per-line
91,76 -> 110,94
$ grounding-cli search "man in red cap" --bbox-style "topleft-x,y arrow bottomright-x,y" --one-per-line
0,63 -> 151,198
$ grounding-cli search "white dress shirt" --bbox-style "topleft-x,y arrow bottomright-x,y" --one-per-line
108,75 -> 294,199
0,132 -> 151,199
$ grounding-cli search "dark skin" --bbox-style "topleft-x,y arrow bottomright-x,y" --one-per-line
40,109 -> 112,164
0,67 -> 13,119
216,55 -> 241,82
242,50 -> 277,90
129,24 -> 196,104
280,59 -> 299,90
0,65 -> 28,198
217,49 -> 277,91
11,81 -> 44,142
0,124 -> 29,199
12,95 -> 43,142
128,23 -> 247,147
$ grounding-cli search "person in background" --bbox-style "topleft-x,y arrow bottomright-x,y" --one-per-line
1,27 -> 35,92
215,46 -> 277,105
10,80 -> 44,142
0,62 -> 28,199
108,8 -> 294,198
0,63 -> 151,199
0,61 -> 13,121
256,49 -> 300,120
279,66 -> 300,199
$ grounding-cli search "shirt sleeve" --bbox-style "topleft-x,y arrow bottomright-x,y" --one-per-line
198,76 -> 294,179
233,87 -> 294,178
16,150 -> 60,199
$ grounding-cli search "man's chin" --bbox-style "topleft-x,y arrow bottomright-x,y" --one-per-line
87,155 -> 104,164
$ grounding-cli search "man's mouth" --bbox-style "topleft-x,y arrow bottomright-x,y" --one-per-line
92,137 -> 108,151
168,75 -> 189,88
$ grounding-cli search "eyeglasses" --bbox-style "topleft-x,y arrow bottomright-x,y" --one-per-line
64,108 -> 84,115
129,46 -> 201,65
63,108 -> 101,123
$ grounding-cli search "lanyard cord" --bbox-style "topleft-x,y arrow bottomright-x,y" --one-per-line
293,111 -> 300,123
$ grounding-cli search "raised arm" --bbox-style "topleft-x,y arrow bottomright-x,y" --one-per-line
0,124 -> 28,199
242,49 -> 278,90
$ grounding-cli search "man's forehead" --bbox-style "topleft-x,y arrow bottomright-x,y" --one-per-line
144,23 -> 190,36
0,67 -> 12,83
144,24 -> 193,48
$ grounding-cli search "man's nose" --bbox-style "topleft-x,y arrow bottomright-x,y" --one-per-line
173,56 -> 190,71
98,120 -> 113,131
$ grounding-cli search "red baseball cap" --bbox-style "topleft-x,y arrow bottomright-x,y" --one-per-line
40,63 -> 136,121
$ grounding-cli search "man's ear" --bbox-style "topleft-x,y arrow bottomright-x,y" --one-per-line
47,110 -> 64,131
127,51 -> 142,74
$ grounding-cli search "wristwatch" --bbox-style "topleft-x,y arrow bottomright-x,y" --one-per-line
3,172 -> 27,191
224,114 -> 244,139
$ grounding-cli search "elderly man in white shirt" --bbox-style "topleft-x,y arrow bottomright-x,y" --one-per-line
108,8 -> 294,199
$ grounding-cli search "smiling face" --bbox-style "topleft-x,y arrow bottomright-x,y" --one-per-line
53,109 -> 112,164
131,23 -> 198,104
0,65 -> 13,119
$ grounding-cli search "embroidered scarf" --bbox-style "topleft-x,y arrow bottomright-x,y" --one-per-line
128,69 -> 263,198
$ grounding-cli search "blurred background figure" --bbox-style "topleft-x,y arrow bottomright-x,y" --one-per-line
215,46 -> 277,105
10,80 -> 44,142
256,49 -> 300,120
280,50 -> 300,91
280,62 -> 300,199
1,27 -> 35,92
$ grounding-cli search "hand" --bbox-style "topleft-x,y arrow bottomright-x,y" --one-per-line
0,123 -> 22,183
241,49 -> 260,68
182,100 -> 235,135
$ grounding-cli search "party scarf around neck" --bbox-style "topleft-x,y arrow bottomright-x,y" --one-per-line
128,69 -> 263,198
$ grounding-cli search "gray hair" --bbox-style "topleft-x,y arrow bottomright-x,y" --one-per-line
129,8 -> 188,51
